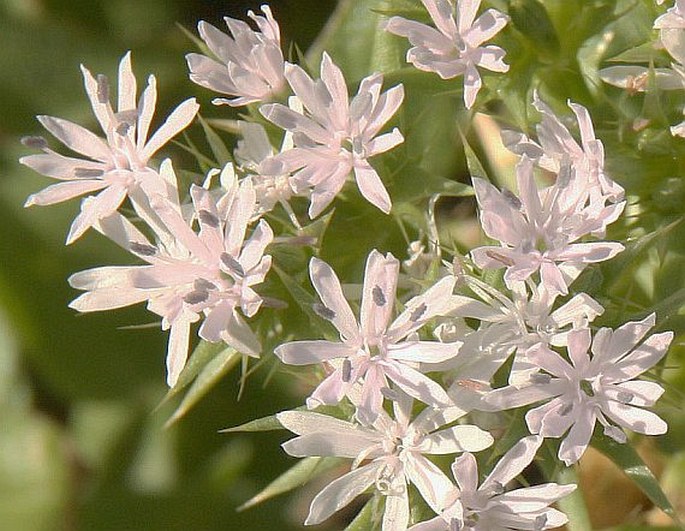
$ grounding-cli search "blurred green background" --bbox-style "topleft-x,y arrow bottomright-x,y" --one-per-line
0,1 -> 339,529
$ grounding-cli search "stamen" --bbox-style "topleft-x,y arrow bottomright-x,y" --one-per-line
96,74 -> 110,104
194,278 -> 217,291
372,285 -> 386,307
74,168 -> 104,178
116,122 -> 131,136
534,514 -> 548,531
183,290 -> 209,305
312,302 -> 336,321
559,403 -> 573,416
409,302 -> 427,322
21,135 -> 48,150
617,391 -> 634,403
341,359 -> 352,383
501,187 -> 522,210
129,241 -> 157,256
198,209 -> 220,228
220,253 -> 245,277
489,481 -> 505,495
380,387 -> 400,401
530,373 -> 552,385
485,250 -> 515,267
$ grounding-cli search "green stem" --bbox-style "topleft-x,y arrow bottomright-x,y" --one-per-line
557,466 -> 593,531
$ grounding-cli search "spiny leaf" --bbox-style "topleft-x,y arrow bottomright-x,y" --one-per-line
158,340 -> 225,407
165,347 -> 240,427
238,457 -> 343,511
197,114 -> 232,167
593,432 -> 679,523
344,496 -> 381,530
220,413 -> 282,434
457,126 -> 489,181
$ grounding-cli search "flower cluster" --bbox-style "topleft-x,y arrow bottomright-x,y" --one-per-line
20,2 -> 678,531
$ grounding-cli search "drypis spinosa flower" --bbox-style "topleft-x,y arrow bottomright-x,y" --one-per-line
21,52 -> 199,244
470,156 -> 624,296
186,5 -> 286,106
233,119 -> 301,221
69,163 -> 272,386
502,92 -> 624,203
486,314 -> 673,465
261,53 -> 405,217
275,250 -> 459,423
410,436 -> 576,530
278,394 -> 493,530
385,0 -> 509,109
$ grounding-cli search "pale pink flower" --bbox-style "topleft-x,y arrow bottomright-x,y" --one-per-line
655,0 -> 685,29
486,314 -> 673,465
599,64 -> 685,93
410,435 -> 576,530
233,120 -> 301,220
470,156 -> 625,296
278,394 -> 493,530
186,5 -> 286,106
261,53 -> 404,217
274,250 -> 459,423
21,52 -> 199,244
503,92 -> 624,203
385,0 -> 509,109
69,165 -> 272,386
438,275 -> 604,389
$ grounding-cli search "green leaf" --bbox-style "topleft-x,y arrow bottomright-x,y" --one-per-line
593,433 -> 678,522
164,347 -> 240,427
238,457 -> 342,511
344,496 -> 381,530
159,340 -> 225,406
556,466 -> 593,531
457,125 -> 489,181
197,114 -> 232,167
604,219 -> 684,290
219,413 -> 282,434
509,0 -> 560,57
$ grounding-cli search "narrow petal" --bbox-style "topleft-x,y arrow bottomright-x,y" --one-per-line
166,319 -> 190,386
481,435 -> 542,490
141,98 -> 199,161
360,250 -> 399,342
274,340 -> 356,365
309,257 -> 360,342
354,163 -> 392,214
558,406 -> 596,465
602,401 -> 667,436
419,425 -> 493,454
305,462 -> 382,525
37,115 -> 111,162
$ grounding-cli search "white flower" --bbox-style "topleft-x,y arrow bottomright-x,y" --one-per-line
441,275 -> 604,386
21,52 -> 199,243
233,119 -> 302,221
599,64 -> 685,93
274,250 -> 459,423
186,5 -> 286,106
278,394 -> 493,530
502,92 -> 624,202
261,53 -> 404,217
68,163 -> 272,386
486,314 -> 673,465
470,156 -> 625,296
385,0 -> 509,109
409,435 -> 576,530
